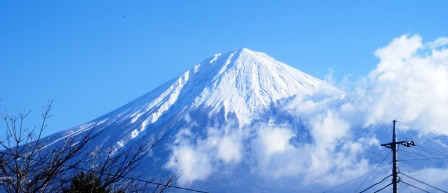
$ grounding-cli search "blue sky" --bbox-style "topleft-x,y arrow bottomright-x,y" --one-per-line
1,1 -> 447,136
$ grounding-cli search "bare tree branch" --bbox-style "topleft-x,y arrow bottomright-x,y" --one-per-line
0,102 -> 173,193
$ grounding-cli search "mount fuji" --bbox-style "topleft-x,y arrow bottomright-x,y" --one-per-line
43,48 -> 448,192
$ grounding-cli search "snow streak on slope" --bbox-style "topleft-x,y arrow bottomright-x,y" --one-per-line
127,48 -> 341,127
86,48 -> 339,148
45,48 -> 342,161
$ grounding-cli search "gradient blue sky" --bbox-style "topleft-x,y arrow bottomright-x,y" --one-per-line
1,1 -> 447,136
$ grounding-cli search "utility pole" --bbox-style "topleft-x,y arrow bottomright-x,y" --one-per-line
380,120 -> 415,193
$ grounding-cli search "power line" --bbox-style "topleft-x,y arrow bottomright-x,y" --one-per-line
401,180 -> 429,193
399,148 -> 431,158
395,121 -> 448,155
373,182 -> 392,193
400,172 -> 448,193
354,151 -> 392,192
319,175 -> 366,193
319,152 -> 391,193
359,174 -> 391,193
0,151 -> 209,193
414,145 -> 448,157
399,143 -> 448,164
402,181 -> 414,193
399,156 -> 448,162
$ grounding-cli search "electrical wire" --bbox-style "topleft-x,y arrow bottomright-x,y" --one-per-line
414,145 -> 448,157
399,156 -> 448,162
395,121 -> 448,156
0,151 -> 209,193
402,181 -> 414,193
359,174 -> 391,193
373,182 -> 392,193
353,151 -> 392,192
398,146 -> 448,166
400,172 -> 448,193
319,151 -> 392,193
399,148 -> 429,158
401,180 -> 429,193
394,120 -> 415,129
318,175 -> 366,193
398,148 -> 448,165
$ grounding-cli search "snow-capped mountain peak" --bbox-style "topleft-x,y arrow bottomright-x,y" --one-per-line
182,48 -> 340,121
51,48 -> 342,155
122,48 -> 339,127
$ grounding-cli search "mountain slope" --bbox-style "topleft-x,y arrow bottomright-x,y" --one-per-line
47,48 -> 342,151
44,48 -> 352,192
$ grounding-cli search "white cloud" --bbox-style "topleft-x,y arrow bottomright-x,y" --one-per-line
428,37 -> 448,49
252,125 -> 305,178
166,112 -> 378,187
310,110 -> 349,151
209,127 -> 243,164
256,126 -> 295,156
165,126 -> 245,185
285,34 -> 448,184
165,145 -> 213,185
356,34 -> 448,134
374,35 -> 422,66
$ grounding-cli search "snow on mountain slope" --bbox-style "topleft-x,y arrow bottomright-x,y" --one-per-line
47,48 -> 342,150
43,48 -> 352,192
127,48 -> 341,125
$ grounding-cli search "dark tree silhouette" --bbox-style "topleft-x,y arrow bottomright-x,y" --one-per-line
64,172 -> 108,193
